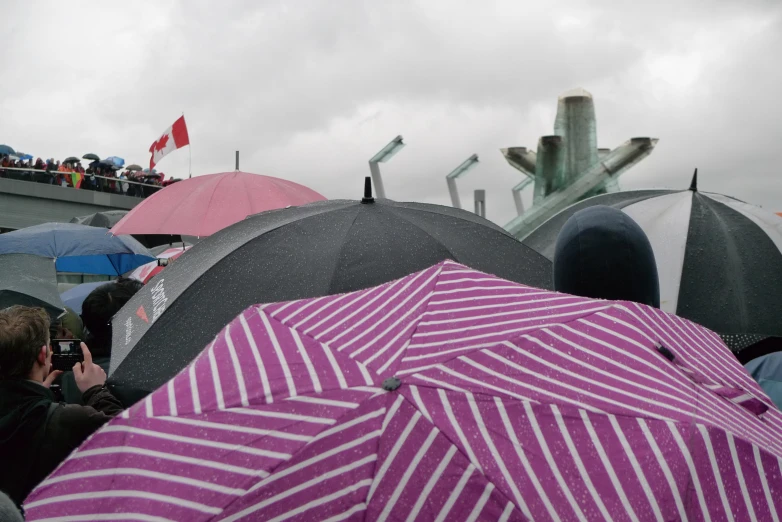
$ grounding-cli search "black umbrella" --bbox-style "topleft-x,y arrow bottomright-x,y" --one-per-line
70,210 -> 129,228
0,254 -> 65,319
523,170 -> 782,361
126,164 -> 143,171
82,153 -> 100,161
63,156 -> 81,164
107,178 -> 553,405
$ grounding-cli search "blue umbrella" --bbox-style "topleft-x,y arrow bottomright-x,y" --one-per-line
0,223 -> 154,276
745,351 -> 782,410
19,154 -> 33,161
0,144 -> 15,155
60,281 -> 107,314
103,156 -> 125,167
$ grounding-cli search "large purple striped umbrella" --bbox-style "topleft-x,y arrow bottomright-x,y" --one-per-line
25,261 -> 782,521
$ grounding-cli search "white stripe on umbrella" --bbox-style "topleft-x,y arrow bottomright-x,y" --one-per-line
239,312 -> 273,404
622,191 -> 693,314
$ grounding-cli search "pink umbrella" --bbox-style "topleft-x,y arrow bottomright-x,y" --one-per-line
126,245 -> 192,283
111,171 -> 326,237
25,261 -> 782,521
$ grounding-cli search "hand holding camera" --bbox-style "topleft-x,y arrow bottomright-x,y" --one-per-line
72,343 -> 107,393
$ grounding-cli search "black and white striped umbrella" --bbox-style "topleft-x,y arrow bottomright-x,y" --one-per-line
524,171 -> 782,359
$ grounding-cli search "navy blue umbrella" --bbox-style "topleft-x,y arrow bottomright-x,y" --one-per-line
60,281 -> 107,314
0,223 -> 154,276
745,351 -> 782,410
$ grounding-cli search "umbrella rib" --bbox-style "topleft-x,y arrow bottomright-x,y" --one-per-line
381,206 -> 459,260
261,307 -> 378,390
396,302 -> 629,396
324,207 -> 364,295
198,174 -> 231,236
392,201 -> 510,235
212,392 -> 386,518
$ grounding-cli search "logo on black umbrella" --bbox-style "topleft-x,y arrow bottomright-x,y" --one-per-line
150,279 -> 168,322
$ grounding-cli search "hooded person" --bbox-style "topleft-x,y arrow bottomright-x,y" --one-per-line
553,205 -> 660,308
0,306 -> 123,509
61,278 -> 143,405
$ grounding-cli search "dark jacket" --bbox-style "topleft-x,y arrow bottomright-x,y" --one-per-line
553,205 -> 660,308
61,356 -> 111,405
0,379 -> 123,508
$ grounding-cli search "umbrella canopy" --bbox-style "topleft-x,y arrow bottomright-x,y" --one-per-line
524,171 -> 782,358
126,245 -> 192,283
0,223 -> 154,276
110,170 -> 327,237
60,281 -> 108,315
70,210 -> 129,228
125,164 -> 143,171
745,352 -> 782,410
104,156 -> 125,167
26,261 -> 782,521
62,156 -> 81,164
0,254 -> 65,318
0,144 -> 15,155
82,153 -> 100,161
107,192 -> 552,404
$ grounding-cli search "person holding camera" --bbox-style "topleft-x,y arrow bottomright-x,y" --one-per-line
0,306 -> 123,510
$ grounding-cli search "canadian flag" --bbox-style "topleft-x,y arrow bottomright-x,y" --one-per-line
149,115 -> 190,169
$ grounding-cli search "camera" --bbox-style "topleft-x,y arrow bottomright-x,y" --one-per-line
50,339 -> 84,371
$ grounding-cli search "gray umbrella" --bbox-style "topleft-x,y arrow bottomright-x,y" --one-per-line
0,254 -> 65,318
70,210 -> 129,228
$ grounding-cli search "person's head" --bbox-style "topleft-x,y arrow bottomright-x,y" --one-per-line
80,278 -> 144,353
0,306 -> 52,382
553,205 -> 660,308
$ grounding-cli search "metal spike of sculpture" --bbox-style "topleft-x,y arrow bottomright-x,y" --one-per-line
502,88 -> 658,239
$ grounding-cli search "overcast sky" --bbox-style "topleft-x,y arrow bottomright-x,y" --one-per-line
2,0 -> 780,226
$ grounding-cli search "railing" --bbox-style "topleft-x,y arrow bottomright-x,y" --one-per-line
0,166 -> 164,198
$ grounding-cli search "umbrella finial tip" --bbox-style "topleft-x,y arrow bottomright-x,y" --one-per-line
361,176 -> 374,204
655,342 -> 675,362
689,168 -> 698,192
382,377 -> 401,391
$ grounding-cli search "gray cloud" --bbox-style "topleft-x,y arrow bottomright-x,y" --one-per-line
2,0 -> 780,225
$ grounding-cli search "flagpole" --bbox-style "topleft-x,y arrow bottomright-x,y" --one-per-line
184,111 -> 192,179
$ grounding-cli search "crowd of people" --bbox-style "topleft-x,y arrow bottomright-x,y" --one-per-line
0,206 -> 780,518
0,154 -> 181,198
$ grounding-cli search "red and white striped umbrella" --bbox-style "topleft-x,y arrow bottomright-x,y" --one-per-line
127,245 -> 192,283
25,261 -> 782,521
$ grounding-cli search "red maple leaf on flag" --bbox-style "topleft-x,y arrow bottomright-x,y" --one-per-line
154,133 -> 170,152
